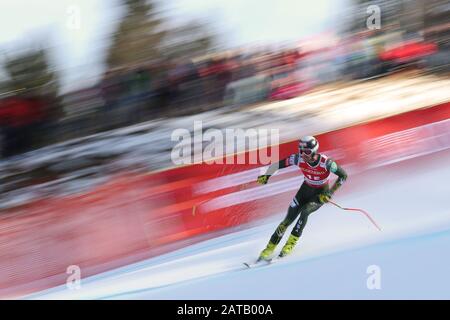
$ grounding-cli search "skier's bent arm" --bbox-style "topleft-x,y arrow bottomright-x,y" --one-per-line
326,159 -> 348,195
265,157 -> 291,175
257,154 -> 298,184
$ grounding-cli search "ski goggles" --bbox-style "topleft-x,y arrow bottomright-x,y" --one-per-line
300,148 -> 314,155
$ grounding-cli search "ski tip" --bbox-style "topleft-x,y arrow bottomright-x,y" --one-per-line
244,258 -> 272,268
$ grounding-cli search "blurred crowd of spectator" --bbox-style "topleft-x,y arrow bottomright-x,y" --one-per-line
66,28 -> 448,129
1,25 -> 449,157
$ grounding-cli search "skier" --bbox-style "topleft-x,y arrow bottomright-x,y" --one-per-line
256,136 -> 348,261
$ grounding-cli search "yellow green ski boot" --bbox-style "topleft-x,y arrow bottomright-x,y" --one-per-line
280,234 -> 299,257
259,242 -> 276,261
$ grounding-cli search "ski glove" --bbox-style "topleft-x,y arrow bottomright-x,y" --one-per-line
318,191 -> 332,204
257,175 -> 271,185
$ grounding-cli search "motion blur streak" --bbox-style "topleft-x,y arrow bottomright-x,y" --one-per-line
0,0 -> 449,299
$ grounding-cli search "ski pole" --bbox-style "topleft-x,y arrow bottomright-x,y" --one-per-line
328,200 -> 382,231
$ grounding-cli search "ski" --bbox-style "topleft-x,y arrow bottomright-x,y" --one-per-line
243,256 -> 282,268
243,259 -> 269,268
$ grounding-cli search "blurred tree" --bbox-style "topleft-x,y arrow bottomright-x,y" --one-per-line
161,20 -> 217,59
1,48 -> 62,154
106,0 -> 218,67
4,48 -> 59,96
106,0 -> 166,69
